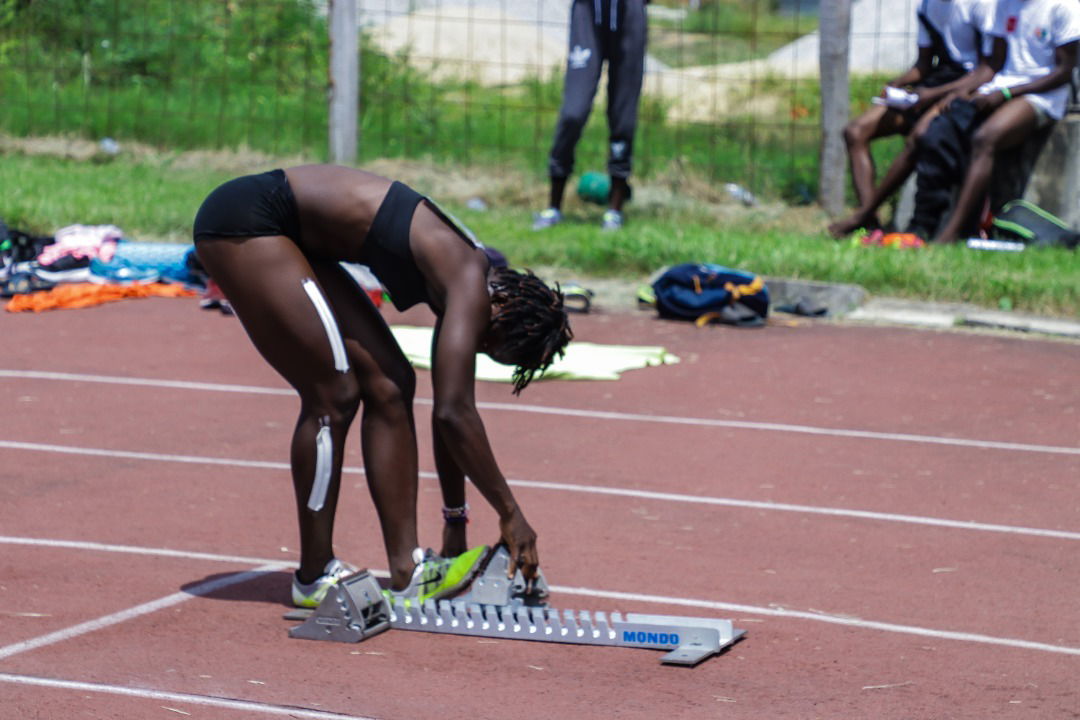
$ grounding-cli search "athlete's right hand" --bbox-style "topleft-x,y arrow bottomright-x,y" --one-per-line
500,506 -> 539,589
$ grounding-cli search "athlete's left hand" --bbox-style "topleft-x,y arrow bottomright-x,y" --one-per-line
500,506 -> 539,589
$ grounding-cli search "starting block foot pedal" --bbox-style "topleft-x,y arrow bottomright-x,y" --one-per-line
454,544 -> 549,608
288,569 -> 390,643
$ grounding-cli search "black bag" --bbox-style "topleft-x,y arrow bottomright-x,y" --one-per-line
992,200 -> 1080,249
0,223 -> 55,263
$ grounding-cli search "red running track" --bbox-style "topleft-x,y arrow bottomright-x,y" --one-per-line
1,296 -> 1078,719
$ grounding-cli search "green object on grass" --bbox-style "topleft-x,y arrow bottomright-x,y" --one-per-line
577,172 -> 611,205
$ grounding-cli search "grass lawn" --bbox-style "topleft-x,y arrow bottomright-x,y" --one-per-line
3,146 -> 1078,319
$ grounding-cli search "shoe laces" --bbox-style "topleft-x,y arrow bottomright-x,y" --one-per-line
411,549 -> 448,592
321,558 -> 356,584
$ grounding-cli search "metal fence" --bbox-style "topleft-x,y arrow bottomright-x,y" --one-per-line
0,0 -> 925,200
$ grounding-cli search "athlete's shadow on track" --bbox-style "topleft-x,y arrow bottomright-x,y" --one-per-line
181,570 -> 295,608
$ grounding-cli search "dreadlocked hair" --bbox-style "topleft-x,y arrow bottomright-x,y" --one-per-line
487,267 -> 573,394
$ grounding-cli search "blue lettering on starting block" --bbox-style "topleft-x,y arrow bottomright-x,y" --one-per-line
623,630 -> 680,645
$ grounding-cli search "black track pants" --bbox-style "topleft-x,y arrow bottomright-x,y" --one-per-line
547,0 -> 647,180
910,101 -> 981,237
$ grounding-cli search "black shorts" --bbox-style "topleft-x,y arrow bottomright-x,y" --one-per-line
193,169 -> 302,243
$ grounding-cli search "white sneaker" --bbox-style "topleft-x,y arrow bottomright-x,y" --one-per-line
532,207 -> 562,231
600,209 -> 624,231
291,558 -> 357,608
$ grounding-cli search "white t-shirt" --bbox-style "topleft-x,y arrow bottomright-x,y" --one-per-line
978,0 -> 1080,119
917,0 -> 998,71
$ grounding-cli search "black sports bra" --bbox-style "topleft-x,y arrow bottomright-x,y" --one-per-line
359,181 -> 482,311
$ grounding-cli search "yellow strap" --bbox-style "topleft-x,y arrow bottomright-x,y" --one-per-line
723,275 -> 764,301
694,312 -> 722,327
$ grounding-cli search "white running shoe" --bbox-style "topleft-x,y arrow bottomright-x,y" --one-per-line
291,558 -> 358,608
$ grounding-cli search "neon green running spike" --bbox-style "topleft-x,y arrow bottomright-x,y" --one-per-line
383,545 -> 489,609
430,545 -> 488,601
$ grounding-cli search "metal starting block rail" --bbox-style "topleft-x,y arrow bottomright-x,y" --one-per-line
287,547 -> 744,666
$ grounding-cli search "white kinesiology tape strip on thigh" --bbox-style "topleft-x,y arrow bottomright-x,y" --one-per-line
301,278 -> 349,372
308,420 -> 333,512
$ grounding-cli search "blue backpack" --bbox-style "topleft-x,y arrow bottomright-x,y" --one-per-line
651,263 -> 770,328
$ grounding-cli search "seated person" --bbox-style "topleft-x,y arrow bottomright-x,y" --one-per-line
829,0 -> 1004,237
914,0 -> 1080,244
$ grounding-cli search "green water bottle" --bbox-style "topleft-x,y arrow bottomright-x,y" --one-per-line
577,172 -> 611,205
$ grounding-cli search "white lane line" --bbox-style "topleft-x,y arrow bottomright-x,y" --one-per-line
4,369 -> 1078,456
0,535 -> 291,567
3,439 -> 1080,542
0,673 -> 374,720
507,477 -> 1080,542
554,586 -> 1080,657
474,400 -> 1080,457
0,369 -> 292,396
0,439 -> 289,470
0,535 -> 388,577
0,564 -> 286,661
2,535 -> 1078,657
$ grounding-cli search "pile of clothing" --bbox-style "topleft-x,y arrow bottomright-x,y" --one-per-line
1,221 -> 205,312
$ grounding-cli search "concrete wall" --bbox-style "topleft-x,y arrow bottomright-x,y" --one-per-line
766,0 -> 920,77
1024,114 -> 1080,229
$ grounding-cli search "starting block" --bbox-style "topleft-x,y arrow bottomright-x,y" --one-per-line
287,546 -> 744,666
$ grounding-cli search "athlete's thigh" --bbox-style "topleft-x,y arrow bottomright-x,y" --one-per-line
852,103 -> 911,139
195,235 -> 352,392
309,262 -> 413,390
976,99 -> 1039,153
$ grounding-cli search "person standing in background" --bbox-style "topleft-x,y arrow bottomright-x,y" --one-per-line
533,0 -> 649,232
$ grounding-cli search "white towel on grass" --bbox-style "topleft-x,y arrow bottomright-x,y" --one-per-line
390,325 -> 679,383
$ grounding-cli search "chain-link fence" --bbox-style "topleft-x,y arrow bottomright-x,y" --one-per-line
0,0 -> 925,201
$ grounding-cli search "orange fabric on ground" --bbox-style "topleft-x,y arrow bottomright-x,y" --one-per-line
5,282 -> 198,313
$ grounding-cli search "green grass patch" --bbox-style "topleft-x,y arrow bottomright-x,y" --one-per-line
465,205 -> 1079,319
5,150 -> 1077,318
0,0 -> 852,203
648,0 -> 818,67
0,152 -> 237,243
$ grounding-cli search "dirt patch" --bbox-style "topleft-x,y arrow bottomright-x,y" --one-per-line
0,133 -> 307,174
362,158 -> 540,207
368,5 -> 566,85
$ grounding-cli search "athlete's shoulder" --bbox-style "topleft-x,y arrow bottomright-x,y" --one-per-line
961,0 -> 993,15
961,0 -> 996,25
1052,0 -> 1080,22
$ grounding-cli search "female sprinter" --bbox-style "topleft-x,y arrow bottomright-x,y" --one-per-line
193,164 -> 572,607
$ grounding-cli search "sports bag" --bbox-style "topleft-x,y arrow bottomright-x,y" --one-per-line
651,263 -> 770,328
992,200 -> 1079,249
